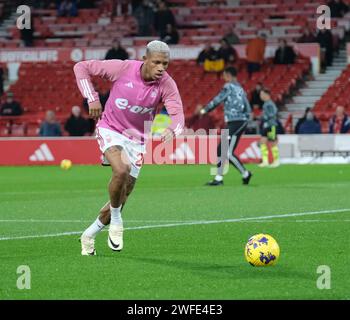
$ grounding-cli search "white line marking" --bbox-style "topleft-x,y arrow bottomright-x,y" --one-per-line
0,208 -> 349,241
0,219 -> 189,223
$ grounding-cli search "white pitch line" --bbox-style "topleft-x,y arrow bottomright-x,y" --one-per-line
0,219 -> 190,223
0,208 -> 349,241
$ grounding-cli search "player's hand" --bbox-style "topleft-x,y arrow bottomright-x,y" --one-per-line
89,101 -> 102,120
195,104 -> 203,115
160,128 -> 174,143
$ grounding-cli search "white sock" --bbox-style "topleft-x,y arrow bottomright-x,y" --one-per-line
110,205 -> 123,226
214,175 -> 223,182
82,218 -> 105,238
242,171 -> 249,178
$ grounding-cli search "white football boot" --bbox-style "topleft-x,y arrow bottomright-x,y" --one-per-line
258,161 -> 269,168
108,224 -> 124,252
269,160 -> 281,168
80,235 -> 96,256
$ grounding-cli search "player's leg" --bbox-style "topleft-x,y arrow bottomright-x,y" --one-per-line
269,128 -> 280,167
227,121 -> 252,184
80,200 -> 110,256
80,145 -> 130,255
104,145 -> 132,251
259,130 -> 269,167
206,128 -> 230,186
80,176 -> 136,255
96,175 -> 137,225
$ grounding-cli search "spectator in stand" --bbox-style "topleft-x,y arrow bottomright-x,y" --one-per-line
160,24 -> 179,44
316,29 -> 333,69
222,26 -> 240,45
329,105 -> 350,133
295,107 -> 311,133
196,43 -> 223,72
39,110 -> 62,137
64,106 -> 90,136
217,39 -> 238,66
133,0 -> 154,36
0,92 -> 23,116
297,111 -> 322,134
20,17 -> 34,47
327,0 -> 348,18
58,0 -> 78,17
246,32 -> 266,77
187,104 -> 215,134
274,39 -> 296,65
196,43 -> 216,65
154,1 -> 176,38
297,28 -> 317,43
250,82 -> 264,109
105,40 -> 129,60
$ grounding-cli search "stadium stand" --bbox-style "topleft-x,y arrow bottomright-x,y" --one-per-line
313,64 -> 350,131
0,0 -> 348,135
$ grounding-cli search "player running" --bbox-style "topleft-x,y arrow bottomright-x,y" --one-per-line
73,40 -> 184,255
259,88 -> 280,168
197,66 -> 252,186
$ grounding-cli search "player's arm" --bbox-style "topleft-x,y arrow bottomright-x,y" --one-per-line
161,77 -> 185,142
243,91 -> 252,116
199,83 -> 230,115
262,102 -> 275,122
73,59 -> 127,120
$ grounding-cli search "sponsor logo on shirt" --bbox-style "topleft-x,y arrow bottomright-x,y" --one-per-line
115,98 -> 154,115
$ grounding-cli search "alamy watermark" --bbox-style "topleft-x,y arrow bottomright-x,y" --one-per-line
317,5 -> 331,30
316,265 -> 331,290
16,265 -> 31,290
16,5 -> 31,30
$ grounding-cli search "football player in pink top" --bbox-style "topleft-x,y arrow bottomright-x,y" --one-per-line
74,40 -> 184,255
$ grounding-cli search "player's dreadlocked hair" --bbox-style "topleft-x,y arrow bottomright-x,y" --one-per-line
146,40 -> 170,56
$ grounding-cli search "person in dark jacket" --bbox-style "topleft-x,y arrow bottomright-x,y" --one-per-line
196,43 -> 218,65
105,40 -> 129,60
160,24 -> 179,44
217,39 -> 238,65
133,0 -> 154,36
274,39 -> 296,65
295,107 -> 311,133
298,111 -> 322,134
329,106 -> 350,133
316,29 -> 333,68
327,0 -> 348,17
154,1 -> 175,38
64,105 -> 90,136
250,82 -> 264,109
0,92 -> 23,116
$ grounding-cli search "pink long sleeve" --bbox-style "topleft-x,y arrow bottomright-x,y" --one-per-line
73,59 -> 129,103
161,77 -> 184,136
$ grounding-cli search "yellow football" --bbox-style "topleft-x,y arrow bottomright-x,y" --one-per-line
60,159 -> 72,170
245,234 -> 280,267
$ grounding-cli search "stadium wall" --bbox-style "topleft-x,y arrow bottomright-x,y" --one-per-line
1,135 -> 350,166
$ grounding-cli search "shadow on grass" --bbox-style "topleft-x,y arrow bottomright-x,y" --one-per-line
105,254 -> 312,282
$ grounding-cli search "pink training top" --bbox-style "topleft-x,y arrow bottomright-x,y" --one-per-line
73,59 -> 184,144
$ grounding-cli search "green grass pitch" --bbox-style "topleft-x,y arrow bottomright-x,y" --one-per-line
0,164 -> 349,299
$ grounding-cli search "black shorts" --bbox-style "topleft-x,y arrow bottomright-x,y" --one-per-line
226,120 -> 248,136
261,125 -> 277,141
